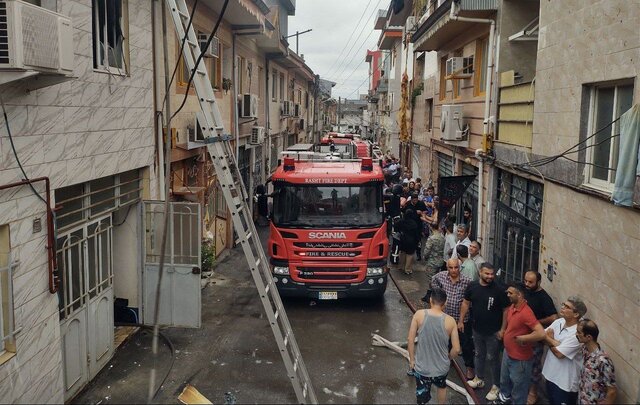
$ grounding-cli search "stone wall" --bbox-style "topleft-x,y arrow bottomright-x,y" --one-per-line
533,0 -> 640,158
540,182 -> 640,403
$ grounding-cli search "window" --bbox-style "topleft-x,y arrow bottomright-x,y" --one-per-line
175,32 -> 189,86
272,70 -> 277,101
439,56 -> 447,101
215,181 -> 228,219
474,37 -> 489,96
0,224 -> 15,358
425,98 -> 433,130
55,170 -> 141,232
585,82 -> 634,188
198,32 -> 222,90
279,73 -> 285,101
237,56 -> 246,95
453,49 -> 462,99
92,0 -> 128,72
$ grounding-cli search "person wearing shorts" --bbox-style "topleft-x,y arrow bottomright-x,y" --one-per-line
408,288 -> 460,404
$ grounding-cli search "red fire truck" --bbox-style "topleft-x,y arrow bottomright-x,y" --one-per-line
268,155 -> 389,299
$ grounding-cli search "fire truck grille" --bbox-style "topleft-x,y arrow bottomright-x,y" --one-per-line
298,274 -> 358,281
296,267 -> 360,281
297,267 -> 358,273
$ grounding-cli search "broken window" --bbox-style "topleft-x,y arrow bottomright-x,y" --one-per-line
92,0 -> 128,72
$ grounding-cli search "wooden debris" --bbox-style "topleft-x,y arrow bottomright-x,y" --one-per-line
178,384 -> 212,404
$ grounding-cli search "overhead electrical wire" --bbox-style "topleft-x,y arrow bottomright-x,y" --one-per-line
322,0 -> 374,77
0,95 -> 47,204
341,52 -> 389,100
333,28 -> 380,87
515,116 -> 622,169
162,0 -> 200,111
327,0 -> 384,81
327,0 -> 380,76
171,0 -> 229,120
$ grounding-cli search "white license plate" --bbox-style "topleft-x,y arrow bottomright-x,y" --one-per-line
318,291 -> 338,300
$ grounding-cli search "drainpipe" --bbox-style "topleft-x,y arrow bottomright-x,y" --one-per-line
449,1 -> 495,243
232,34 -> 240,165
232,28 -> 266,203
265,57 -> 270,177
0,178 -> 58,293
151,0 -> 165,200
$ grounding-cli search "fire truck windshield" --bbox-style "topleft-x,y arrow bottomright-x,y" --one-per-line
318,144 -> 351,154
272,183 -> 384,228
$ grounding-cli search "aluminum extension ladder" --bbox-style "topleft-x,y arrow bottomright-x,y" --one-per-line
164,0 -> 317,403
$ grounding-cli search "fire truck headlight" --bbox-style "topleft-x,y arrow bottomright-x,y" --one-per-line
273,266 -> 290,275
366,267 -> 384,276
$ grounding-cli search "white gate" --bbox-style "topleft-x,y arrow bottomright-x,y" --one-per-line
59,216 -> 114,400
142,202 -> 201,328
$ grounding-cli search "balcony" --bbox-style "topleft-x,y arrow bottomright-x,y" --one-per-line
377,27 -> 403,50
411,0 -> 497,52
374,9 -> 387,30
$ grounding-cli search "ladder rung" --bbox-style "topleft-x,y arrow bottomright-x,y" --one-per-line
186,39 -> 198,48
177,9 -> 189,19
255,258 -> 261,268
293,358 -> 298,372
274,310 -> 279,320
283,331 -> 290,347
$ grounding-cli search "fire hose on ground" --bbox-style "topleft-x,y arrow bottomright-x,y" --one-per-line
376,270 -> 480,405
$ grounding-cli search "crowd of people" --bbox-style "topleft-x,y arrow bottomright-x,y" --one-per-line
380,158 -> 617,405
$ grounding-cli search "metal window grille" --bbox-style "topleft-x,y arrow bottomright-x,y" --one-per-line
437,152 -> 453,178
55,170 -> 141,232
493,170 -> 543,282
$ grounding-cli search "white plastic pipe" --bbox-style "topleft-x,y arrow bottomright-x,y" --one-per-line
449,1 -> 496,243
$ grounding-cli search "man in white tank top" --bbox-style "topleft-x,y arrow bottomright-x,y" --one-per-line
408,288 -> 461,404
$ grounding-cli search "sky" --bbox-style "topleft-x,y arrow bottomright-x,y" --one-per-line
288,0 -> 387,100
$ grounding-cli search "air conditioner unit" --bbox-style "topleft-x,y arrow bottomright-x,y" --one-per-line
445,56 -> 473,78
198,33 -> 219,57
0,0 -> 73,74
293,103 -> 301,118
440,104 -> 465,141
187,111 -> 206,150
404,16 -> 417,35
240,94 -> 258,118
249,126 -> 265,145
281,100 -> 292,116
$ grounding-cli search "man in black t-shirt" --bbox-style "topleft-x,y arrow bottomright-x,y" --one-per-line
459,263 -> 509,401
524,270 -> 558,404
404,193 -> 428,260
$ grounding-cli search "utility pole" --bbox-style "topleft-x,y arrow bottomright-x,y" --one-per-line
337,96 -> 341,132
285,29 -> 312,55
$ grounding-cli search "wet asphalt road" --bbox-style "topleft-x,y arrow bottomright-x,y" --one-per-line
72,227 -> 471,404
